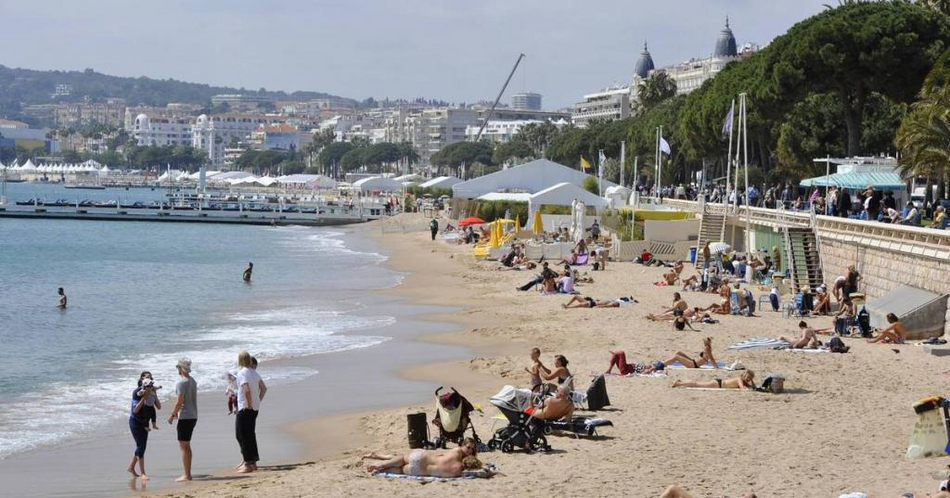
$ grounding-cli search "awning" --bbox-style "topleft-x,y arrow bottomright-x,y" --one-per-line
799,171 -> 905,190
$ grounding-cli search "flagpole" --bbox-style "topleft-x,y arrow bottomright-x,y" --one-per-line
654,127 -> 660,202
741,93 -> 752,256
725,98 -> 735,207
598,149 -> 604,197
620,141 -> 625,188
659,125 -> 663,200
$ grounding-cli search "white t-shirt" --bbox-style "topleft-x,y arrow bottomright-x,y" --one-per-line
236,367 -> 263,411
906,207 -> 918,222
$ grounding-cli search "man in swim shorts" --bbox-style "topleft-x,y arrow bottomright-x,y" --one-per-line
362,437 -> 479,477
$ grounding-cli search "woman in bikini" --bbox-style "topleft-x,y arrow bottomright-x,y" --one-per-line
779,321 -> 821,349
867,313 -> 907,344
672,370 -> 756,390
539,354 -> 573,392
647,293 -> 689,321
660,337 -> 718,369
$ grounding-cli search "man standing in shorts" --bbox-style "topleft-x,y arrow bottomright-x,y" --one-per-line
168,358 -> 198,482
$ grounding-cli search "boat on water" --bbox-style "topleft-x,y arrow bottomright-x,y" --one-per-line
64,184 -> 106,190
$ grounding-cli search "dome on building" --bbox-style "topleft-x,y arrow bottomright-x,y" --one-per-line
634,41 -> 655,79
134,114 -> 149,129
714,17 -> 738,58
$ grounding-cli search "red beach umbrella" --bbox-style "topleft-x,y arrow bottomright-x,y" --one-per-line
458,217 -> 486,227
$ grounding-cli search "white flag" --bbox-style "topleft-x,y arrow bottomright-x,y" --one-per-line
659,137 -> 671,155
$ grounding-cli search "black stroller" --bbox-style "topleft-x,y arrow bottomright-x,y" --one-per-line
486,386 -> 551,453
431,387 -> 481,448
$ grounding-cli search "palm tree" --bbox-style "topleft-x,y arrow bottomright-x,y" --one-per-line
920,0 -> 950,16
896,49 -> 950,202
637,72 -> 677,112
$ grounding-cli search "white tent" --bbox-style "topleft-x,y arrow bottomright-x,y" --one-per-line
419,176 -> 463,190
527,182 -> 607,227
352,176 -> 402,192
277,174 -> 338,188
477,192 -> 532,202
394,173 -> 424,185
452,158 -> 616,199
21,159 -> 37,171
255,176 -> 278,187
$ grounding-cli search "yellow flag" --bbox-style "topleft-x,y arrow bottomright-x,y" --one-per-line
580,157 -> 591,170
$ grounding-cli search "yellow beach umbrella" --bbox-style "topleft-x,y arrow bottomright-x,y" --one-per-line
489,220 -> 501,248
532,210 -> 544,235
515,214 -> 520,232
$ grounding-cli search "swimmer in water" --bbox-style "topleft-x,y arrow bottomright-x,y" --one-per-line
58,287 -> 67,309
243,262 -> 253,282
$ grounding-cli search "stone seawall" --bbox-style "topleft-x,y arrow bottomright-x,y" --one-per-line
819,237 -> 950,335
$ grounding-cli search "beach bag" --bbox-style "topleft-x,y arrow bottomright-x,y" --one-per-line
769,293 -> 780,312
759,373 -> 786,394
744,292 -> 756,316
592,262 -> 600,271
907,396 -> 950,459
407,412 -> 429,449
828,337 -> 850,353
834,317 -> 850,336
586,375 -> 610,411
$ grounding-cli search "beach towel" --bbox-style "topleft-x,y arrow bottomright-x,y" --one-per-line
593,371 -> 668,378
573,253 -> 589,265
728,337 -> 790,351
667,361 -> 734,370
784,347 -> 830,353
685,387 -> 759,392
375,464 -> 498,481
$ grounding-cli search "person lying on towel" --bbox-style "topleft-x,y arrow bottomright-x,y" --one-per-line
658,484 -> 757,498
362,437 -> 480,477
672,370 -> 756,390
526,386 -> 574,421
779,321 -> 821,349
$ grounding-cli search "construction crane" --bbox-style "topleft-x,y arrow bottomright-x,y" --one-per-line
473,53 -> 526,142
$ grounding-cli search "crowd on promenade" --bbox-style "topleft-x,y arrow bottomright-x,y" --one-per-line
640,182 -> 948,230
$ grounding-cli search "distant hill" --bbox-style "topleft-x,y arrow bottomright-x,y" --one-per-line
0,64 -> 355,108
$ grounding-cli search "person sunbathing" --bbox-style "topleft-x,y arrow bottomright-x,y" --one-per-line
605,350 -> 659,376
672,260 -> 684,276
647,293 -> 689,321
680,274 -> 700,291
700,297 -> 731,315
672,316 -> 698,331
672,370 -> 755,390
529,385 -> 575,421
813,285 -> 831,315
779,321 -> 821,349
362,437 -> 479,477
539,275 -> 558,295
867,313 -> 907,344
573,270 -> 594,284
657,270 -> 678,286
660,337 -> 717,369
658,484 -> 757,498
562,296 -> 636,308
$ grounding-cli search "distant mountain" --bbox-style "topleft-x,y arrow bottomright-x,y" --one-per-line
0,64 -> 355,108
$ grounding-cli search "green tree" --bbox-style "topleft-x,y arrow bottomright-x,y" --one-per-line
316,142 -> 353,174
582,176 -> 599,195
492,140 -> 534,164
759,1 -> 949,155
637,72 -> 677,112
430,141 -> 494,173
896,49 -> 950,202
517,121 -> 559,156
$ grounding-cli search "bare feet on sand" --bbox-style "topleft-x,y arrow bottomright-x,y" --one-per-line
140,474 -> 150,480
127,466 -> 139,477
237,463 -> 257,474
672,380 -> 684,388
175,475 -> 192,482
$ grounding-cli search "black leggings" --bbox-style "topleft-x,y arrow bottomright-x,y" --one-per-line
235,409 -> 259,464
129,417 -> 148,458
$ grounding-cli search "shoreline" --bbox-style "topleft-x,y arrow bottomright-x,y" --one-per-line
0,218 -> 484,498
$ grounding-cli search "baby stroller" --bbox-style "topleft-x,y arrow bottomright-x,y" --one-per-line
486,386 -> 551,454
431,387 -> 480,448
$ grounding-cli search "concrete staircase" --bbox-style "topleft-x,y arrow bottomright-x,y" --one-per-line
784,226 -> 824,294
694,209 -> 726,270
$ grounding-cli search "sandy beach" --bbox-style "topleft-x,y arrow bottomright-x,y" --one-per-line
146,213 -> 950,498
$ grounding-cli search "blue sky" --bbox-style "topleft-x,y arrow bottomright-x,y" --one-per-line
0,0 -> 831,108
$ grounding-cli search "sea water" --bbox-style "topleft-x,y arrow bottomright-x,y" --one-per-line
0,210 -> 398,459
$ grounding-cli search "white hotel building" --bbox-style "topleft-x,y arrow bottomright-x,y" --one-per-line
192,114 -> 270,166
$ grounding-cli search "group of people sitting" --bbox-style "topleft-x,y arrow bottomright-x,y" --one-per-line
604,337 -> 757,390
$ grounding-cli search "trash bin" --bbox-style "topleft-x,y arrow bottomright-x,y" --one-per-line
689,247 -> 697,264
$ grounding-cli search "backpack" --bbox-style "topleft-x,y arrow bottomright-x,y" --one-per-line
828,336 -> 850,353
856,307 -> 871,337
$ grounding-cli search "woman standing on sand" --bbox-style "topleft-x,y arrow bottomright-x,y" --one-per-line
128,371 -> 160,479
